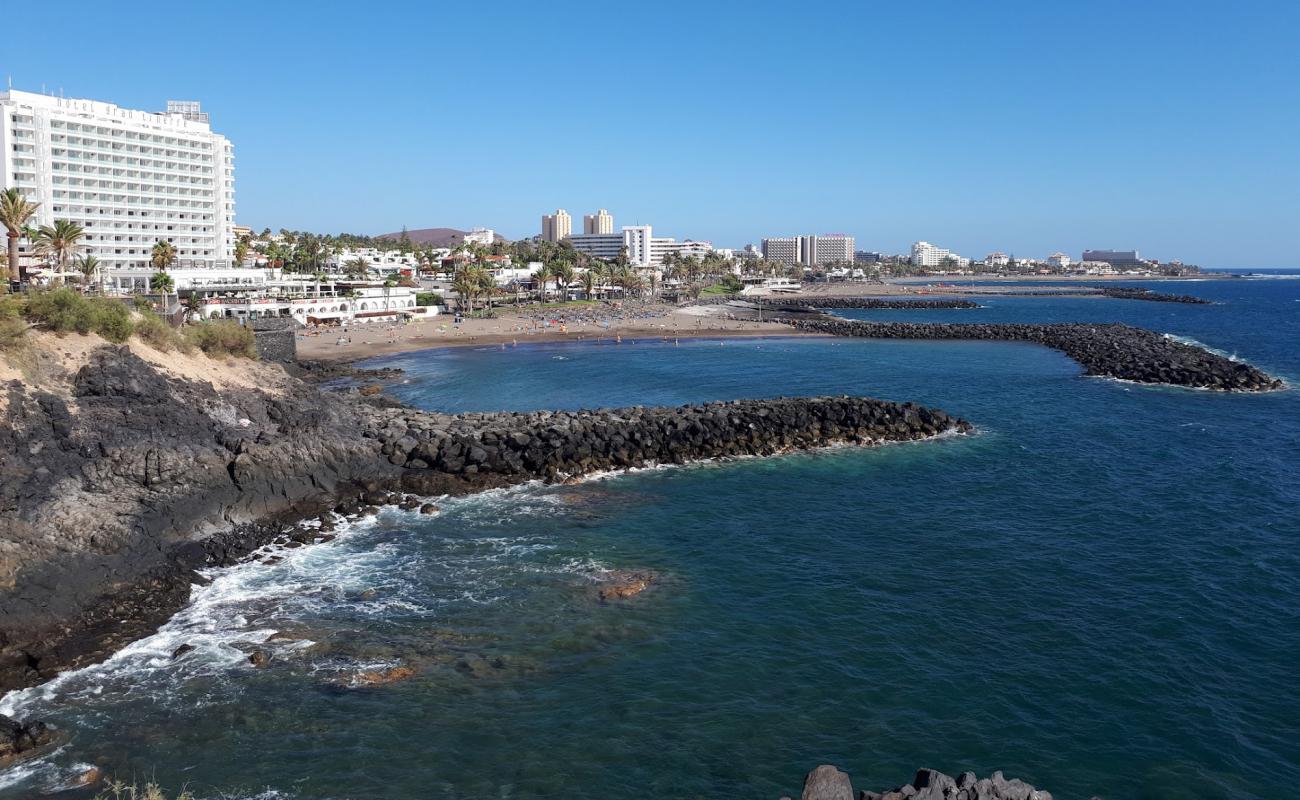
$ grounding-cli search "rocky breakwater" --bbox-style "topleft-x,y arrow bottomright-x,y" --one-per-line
1097,286 -> 1212,304
765,298 -> 981,311
780,317 -> 1282,391
357,396 -> 972,496
794,765 -> 1057,800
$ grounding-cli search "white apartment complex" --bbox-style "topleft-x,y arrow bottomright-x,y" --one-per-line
0,90 -> 236,269
911,241 -> 970,269
464,227 -> 495,246
583,209 -> 613,234
541,209 -> 571,242
568,225 -> 652,266
761,235 -> 855,266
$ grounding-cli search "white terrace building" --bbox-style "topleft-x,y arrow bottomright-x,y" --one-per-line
198,282 -> 425,325
0,90 -> 236,270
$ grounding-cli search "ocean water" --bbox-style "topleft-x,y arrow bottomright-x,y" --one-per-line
2,277 -> 1298,799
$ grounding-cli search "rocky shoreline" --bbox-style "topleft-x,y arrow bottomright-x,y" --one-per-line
795,764 -> 1058,800
0,344 -> 969,696
765,297 -> 982,310
778,317 -> 1282,391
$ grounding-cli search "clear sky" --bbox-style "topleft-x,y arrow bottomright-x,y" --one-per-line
6,0 -> 1298,266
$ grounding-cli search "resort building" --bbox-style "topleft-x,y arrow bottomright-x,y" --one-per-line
1047,252 -> 1072,269
1081,249 -> 1145,269
911,241 -> 970,269
541,209 -> 571,242
761,235 -> 855,266
985,252 -> 1010,267
583,209 -> 614,235
568,225 -> 652,266
0,89 -> 237,270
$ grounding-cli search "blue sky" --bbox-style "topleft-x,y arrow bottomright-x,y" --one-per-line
6,0 -> 1298,266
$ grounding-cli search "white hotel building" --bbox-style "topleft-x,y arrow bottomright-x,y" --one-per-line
0,90 -> 236,270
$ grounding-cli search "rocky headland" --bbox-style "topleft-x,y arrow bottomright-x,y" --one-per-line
779,317 -> 1282,391
0,337 -> 969,696
794,765 -> 1058,800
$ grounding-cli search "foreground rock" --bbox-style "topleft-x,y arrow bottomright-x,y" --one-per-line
781,317 -> 1281,392
794,765 -> 1056,800
0,343 -> 969,692
0,713 -> 53,761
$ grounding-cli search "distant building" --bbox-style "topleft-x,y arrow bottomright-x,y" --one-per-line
912,241 -> 970,269
569,225 -> 652,266
541,209 -> 572,242
583,209 -> 614,235
761,237 -> 799,265
1047,252 -> 1072,269
1,89 -> 237,269
762,235 -> 855,266
985,252 -> 1010,267
1081,249 -> 1143,268
464,227 -> 495,246
854,251 -> 882,264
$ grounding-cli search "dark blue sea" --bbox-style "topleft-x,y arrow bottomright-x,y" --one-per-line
2,276 -> 1297,799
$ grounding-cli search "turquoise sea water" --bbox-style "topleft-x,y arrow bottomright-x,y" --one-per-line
2,278 -> 1298,799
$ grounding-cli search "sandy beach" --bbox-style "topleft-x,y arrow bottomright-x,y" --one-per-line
296,304 -> 806,362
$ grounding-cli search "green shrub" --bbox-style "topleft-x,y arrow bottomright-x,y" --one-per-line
134,308 -> 190,353
184,319 -> 258,359
23,288 -> 135,342
0,317 -> 26,351
93,300 -> 134,343
416,291 -> 443,306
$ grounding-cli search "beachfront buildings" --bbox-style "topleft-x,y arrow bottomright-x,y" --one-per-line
569,225 -> 652,265
1081,249 -> 1144,269
541,209 -> 571,242
911,241 -> 971,269
761,235 -> 856,266
0,90 -> 236,270
1047,252 -> 1072,269
583,209 -> 613,235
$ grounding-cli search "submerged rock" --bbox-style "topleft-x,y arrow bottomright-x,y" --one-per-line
596,570 -> 658,601
347,665 -> 417,686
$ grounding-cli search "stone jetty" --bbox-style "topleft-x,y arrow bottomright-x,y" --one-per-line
780,317 -> 1282,391
794,765 -> 1056,800
1097,286 -> 1211,304
0,345 -> 969,693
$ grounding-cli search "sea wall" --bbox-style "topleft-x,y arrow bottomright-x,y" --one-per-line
780,317 -> 1281,391
794,764 -> 1055,800
764,297 -> 980,310
0,345 -> 968,692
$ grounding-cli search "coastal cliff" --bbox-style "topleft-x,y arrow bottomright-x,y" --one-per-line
0,337 -> 969,693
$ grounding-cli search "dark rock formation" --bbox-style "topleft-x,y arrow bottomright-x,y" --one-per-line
779,317 -> 1282,391
1097,286 -> 1211,304
793,765 -> 1055,800
0,713 -> 53,761
1,345 -> 968,692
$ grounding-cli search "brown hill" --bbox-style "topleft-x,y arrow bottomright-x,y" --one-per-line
375,227 -> 507,247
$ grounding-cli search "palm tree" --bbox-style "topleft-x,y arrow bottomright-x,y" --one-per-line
553,261 -> 575,303
151,240 -> 178,309
533,262 -> 555,303
452,267 -> 480,314
1,188 -> 41,287
343,257 -> 370,280
33,219 -> 87,275
580,269 -> 599,301
75,255 -> 102,294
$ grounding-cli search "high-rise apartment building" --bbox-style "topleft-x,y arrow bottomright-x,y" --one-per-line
762,235 -> 855,266
583,209 -> 613,235
912,241 -> 969,268
569,225 -> 652,266
541,209 -> 572,242
0,90 -> 236,269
